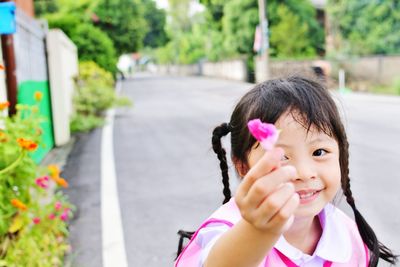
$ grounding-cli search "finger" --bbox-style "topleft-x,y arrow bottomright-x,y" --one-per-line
245,166 -> 297,208
269,193 -> 300,233
236,147 -> 284,200
252,183 -> 295,226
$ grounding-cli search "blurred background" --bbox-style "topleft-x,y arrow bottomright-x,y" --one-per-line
0,0 -> 399,266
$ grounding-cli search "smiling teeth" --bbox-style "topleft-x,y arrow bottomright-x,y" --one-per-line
299,192 -> 315,199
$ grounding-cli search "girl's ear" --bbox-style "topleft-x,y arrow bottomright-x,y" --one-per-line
232,157 -> 249,178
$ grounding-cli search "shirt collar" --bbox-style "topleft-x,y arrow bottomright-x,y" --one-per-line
275,203 -> 352,263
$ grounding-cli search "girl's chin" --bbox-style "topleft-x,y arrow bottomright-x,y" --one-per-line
293,204 -> 325,219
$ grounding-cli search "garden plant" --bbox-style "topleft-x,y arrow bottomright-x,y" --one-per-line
0,94 -> 73,267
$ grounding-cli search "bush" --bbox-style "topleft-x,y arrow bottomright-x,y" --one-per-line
70,61 -> 132,133
0,99 -> 73,266
45,13 -> 81,38
70,25 -> 117,74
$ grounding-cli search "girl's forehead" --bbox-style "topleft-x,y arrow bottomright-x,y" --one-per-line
275,112 -> 334,142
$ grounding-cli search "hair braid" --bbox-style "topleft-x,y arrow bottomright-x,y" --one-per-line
212,123 -> 231,204
341,139 -> 398,266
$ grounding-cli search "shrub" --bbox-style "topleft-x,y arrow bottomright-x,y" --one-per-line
70,61 -> 132,133
70,25 -> 117,74
0,99 -> 73,266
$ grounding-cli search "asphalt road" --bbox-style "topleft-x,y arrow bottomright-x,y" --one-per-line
66,74 -> 400,267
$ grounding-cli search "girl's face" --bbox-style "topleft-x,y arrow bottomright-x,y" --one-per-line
246,112 -> 341,218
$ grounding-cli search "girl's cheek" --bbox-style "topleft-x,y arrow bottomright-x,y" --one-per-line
247,146 -> 265,168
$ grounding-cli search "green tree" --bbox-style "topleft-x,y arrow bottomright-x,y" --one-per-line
154,0 -> 206,64
269,5 -> 316,58
70,24 -> 117,74
45,13 -> 81,37
142,0 -> 168,48
328,0 -> 400,55
200,0 -> 226,30
222,0 -> 323,59
34,0 -> 59,16
167,0 -> 193,34
222,0 -> 258,57
94,0 -> 147,54
268,0 -> 324,56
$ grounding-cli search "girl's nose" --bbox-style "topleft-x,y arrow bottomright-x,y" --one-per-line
293,159 -> 317,181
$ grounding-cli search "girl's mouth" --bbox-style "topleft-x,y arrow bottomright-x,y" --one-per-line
296,189 -> 322,204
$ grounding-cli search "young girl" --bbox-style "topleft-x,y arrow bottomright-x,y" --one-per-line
175,76 -> 397,267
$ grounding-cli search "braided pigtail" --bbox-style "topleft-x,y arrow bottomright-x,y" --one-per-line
341,139 -> 398,266
212,123 -> 232,204
175,123 -> 232,259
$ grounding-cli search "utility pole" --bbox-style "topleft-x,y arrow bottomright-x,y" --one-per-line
258,0 -> 269,56
256,0 -> 269,83
0,0 -> 17,115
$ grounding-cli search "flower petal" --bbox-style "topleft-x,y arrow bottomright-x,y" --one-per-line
247,119 -> 280,150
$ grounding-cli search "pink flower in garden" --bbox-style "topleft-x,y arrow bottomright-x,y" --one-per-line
33,217 -> 41,224
48,213 -> 56,220
60,208 -> 70,221
35,176 -> 49,189
247,119 -> 280,151
55,201 -> 62,211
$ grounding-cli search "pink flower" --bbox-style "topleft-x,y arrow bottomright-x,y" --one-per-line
247,119 -> 280,150
33,217 -> 41,224
60,208 -> 70,221
48,213 -> 56,220
35,176 -> 49,189
55,201 -> 62,211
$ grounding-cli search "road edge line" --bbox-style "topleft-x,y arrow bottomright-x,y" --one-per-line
101,80 -> 128,267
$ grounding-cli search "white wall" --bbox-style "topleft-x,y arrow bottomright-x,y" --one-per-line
154,59 -> 248,82
202,59 -> 248,82
46,29 -> 78,146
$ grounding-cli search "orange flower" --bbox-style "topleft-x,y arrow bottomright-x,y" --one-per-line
11,199 -> 28,211
0,132 -> 7,142
16,138 -> 38,151
55,177 -> 69,188
34,91 -> 43,101
0,64 -> 4,70
0,101 -> 10,111
48,164 -> 61,179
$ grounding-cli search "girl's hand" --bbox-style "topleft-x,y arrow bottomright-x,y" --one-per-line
235,147 -> 300,235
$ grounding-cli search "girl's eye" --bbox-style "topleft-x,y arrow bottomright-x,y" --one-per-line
281,155 -> 289,161
313,149 -> 327,157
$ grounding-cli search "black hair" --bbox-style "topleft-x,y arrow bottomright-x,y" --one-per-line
211,75 -> 398,266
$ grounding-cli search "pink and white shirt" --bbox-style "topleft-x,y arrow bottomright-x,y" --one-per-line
197,203 -> 352,266
175,198 -> 369,267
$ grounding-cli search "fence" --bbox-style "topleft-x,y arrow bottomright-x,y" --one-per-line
255,55 -> 400,87
14,9 -> 53,163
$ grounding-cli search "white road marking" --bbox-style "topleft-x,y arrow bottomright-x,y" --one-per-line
101,81 -> 128,267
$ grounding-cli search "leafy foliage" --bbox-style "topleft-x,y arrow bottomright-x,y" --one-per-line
222,0 -> 322,58
222,0 -> 259,56
268,0 -> 324,57
34,0 -> 59,16
327,0 -> 400,55
142,0 -> 169,48
0,101 -> 73,266
45,13 -> 81,37
44,9 -> 117,74
153,0 -> 323,64
269,5 -> 316,58
93,0 -> 147,54
70,61 -> 132,133
69,24 -> 117,74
